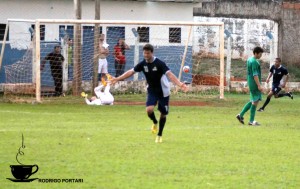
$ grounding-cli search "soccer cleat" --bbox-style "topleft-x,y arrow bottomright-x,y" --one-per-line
151,124 -> 158,134
257,108 -> 264,112
236,114 -> 244,125
248,121 -> 261,126
81,92 -> 88,98
288,92 -> 293,100
155,136 -> 162,143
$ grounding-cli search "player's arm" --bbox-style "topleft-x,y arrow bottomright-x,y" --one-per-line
166,71 -> 188,92
266,72 -> 273,83
281,74 -> 289,88
251,62 -> 263,92
100,45 -> 109,56
253,75 -> 263,92
41,53 -> 50,71
110,69 -> 135,84
85,98 -> 93,105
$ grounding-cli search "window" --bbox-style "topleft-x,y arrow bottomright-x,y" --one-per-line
169,28 -> 181,43
0,24 -> 9,41
59,25 -> 74,40
137,27 -> 149,43
31,24 -> 45,41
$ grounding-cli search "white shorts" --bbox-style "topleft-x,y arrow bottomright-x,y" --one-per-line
98,58 -> 108,74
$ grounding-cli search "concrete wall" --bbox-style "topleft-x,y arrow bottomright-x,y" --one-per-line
194,0 -> 300,66
194,16 -> 278,62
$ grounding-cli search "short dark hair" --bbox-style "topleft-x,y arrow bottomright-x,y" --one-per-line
143,44 -> 154,53
275,57 -> 281,62
253,47 -> 264,54
54,45 -> 61,49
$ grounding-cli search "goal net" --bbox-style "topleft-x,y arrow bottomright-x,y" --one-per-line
1,19 -> 224,103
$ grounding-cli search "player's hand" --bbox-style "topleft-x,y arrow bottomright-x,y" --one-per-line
266,79 -> 270,84
258,85 -> 264,92
110,77 -> 118,85
180,83 -> 188,92
281,83 -> 286,88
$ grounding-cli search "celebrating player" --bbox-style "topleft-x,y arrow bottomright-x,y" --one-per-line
110,44 -> 188,143
236,47 -> 264,126
257,58 -> 293,112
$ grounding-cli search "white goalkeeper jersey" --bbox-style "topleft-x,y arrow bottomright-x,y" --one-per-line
84,84 -> 114,105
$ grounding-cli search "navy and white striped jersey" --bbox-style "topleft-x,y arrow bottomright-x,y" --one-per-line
270,65 -> 288,85
134,57 -> 170,97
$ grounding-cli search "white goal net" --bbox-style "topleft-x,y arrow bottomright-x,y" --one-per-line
1,19 -> 224,103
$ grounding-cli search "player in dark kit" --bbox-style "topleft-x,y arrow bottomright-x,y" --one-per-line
41,46 -> 65,97
110,44 -> 188,143
258,58 -> 293,112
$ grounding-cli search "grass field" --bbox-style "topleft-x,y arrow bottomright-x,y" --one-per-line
0,94 -> 299,189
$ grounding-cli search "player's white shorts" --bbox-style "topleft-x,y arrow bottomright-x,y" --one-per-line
98,58 -> 108,74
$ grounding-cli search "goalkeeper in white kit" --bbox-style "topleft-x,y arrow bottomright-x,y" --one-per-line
82,75 -> 114,105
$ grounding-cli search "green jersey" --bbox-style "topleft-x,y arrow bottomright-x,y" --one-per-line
247,56 -> 261,91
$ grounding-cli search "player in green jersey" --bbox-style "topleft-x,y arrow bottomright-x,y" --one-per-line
236,47 -> 264,126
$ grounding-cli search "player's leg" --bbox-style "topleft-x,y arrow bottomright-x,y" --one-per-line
236,101 -> 252,124
248,90 -> 262,126
94,85 -> 104,98
156,96 -> 169,143
101,59 -> 108,81
114,60 -> 118,77
120,63 -> 125,75
146,93 -> 158,134
102,85 -> 114,105
98,59 -> 103,86
53,71 -> 62,96
258,90 -> 274,111
57,69 -> 63,96
276,89 -> 293,99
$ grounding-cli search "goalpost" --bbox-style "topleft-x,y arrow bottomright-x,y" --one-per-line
1,19 -> 224,103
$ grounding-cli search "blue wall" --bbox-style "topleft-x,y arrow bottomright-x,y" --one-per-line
1,42 -> 193,86
0,44 -> 27,83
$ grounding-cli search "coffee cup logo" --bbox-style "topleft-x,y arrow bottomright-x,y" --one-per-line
7,134 -> 39,182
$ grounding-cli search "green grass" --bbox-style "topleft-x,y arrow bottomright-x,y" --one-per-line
0,94 -> 299,189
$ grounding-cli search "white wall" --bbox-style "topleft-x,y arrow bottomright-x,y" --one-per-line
194,16 -> 279,62
0,0 -> 197,49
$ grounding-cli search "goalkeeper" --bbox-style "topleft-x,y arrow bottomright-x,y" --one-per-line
82,75 -> 114,105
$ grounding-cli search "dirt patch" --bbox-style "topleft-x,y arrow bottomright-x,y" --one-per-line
115,101 -> 210,106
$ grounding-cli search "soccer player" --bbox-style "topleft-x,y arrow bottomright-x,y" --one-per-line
41,45 -> 65,97
257,58 -> 293,112
110,44 -> 188,143
236,47 -> 264,126
82,79 -> 114,106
